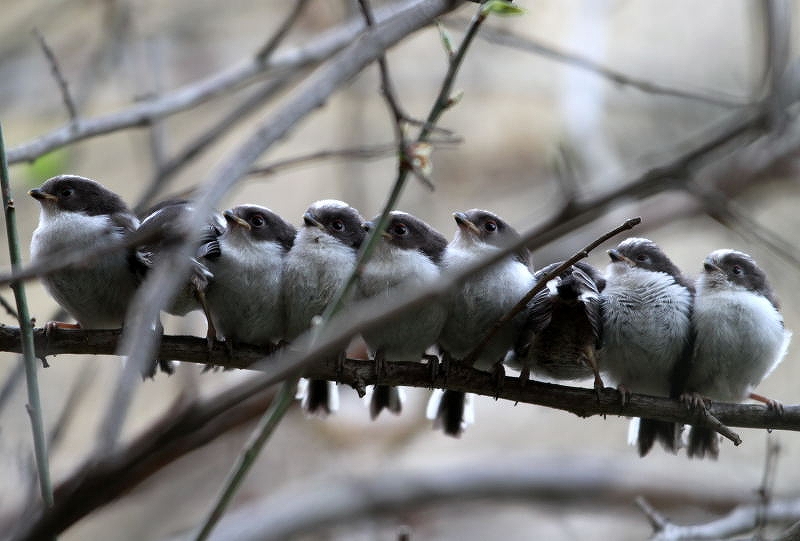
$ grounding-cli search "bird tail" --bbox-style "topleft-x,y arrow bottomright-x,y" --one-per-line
297,378 -> 339,417
426,389 -> 474,437
636,418 -> 681,457
368,385 -> 403,419
687,426 -> 719,459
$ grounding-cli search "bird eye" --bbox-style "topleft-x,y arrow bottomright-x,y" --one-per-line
392,223 -> 408,236
731,265 -> 743,275
331,219 -> 345,231
250,214 -> 265,227
635,253 -> 648,262
484,220 -> 497,232
60,187 -> 73,198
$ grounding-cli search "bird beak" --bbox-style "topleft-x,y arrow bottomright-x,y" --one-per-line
608,249 -> 634,266
303,211 -> 325,230
223,210 -> 251,230
29,189 -> 57,202
703,259 -> 722,273
453,212 -> 480,235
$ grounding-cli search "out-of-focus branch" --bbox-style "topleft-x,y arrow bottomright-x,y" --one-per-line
32,28 -> 78,122
450,17 -> 749,108
6,0 -> 419,164
638,495 -> 800,541
170,459 -> 773,541
0,326 -> 797,437
7,384 -> 279,541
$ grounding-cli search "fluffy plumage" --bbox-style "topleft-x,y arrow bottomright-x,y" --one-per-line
684,249 -> 791,459
357,211 -> 448,419
283,200 -> 365,416
600,237 -> 693,456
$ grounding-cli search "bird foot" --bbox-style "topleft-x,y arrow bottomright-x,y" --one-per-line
492,362 -> 505,399
617,384 -> 631,408
680,392 -> 710,411
518,366 -> 530,385
592,373 -> 605,402
423,353 -> 440,386
750,392 -> 784,415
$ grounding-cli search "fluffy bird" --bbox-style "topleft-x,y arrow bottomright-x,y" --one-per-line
683,249 -> 791,459
514,261 -> 605,390
203,205 -> 296,346
428,209 -> 534,436
357,211 -> 448,419
283,200 -> 365,416
600,237 -> 694,457
29,175 -> 144,329
136,200 -> 225,342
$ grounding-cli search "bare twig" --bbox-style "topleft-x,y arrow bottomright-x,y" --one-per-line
638,497 -> 800,541
320,1 -> 487,325
449,17 -> 749,108
463,216 -> 642,365
8,0 -> 415,164
756,434 -> 782,536
32,27 -> 78,121
256,0 -> 312,62
246,142 -> 400,177
0,292 -> 19,319
0,124 -> 53,508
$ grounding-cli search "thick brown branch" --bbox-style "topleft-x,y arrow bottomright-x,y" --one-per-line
1,326 -> 797,435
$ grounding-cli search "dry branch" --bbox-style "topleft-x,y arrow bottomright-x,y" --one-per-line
0,326 -> 797,436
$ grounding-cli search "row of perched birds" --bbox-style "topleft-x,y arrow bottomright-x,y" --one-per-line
28,175 -> 791,459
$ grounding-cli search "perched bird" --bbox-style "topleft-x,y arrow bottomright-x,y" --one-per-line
428,209 -> 534,436
283,200 -> 366,416
513,261 -> 605,390
204,205 -> 296,347
29,175 -> 144,329
357,211 -> 448,419
600,237 -> 694,457
137,200 -> 225,342
683,249 -> 791,459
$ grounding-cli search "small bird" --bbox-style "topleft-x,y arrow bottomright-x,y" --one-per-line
204,205 -> 296,347
136,200 -> 225,342
683,249 -> 791,459
428,209 -> 534,436
513,261 -> 605,390
600,237 -> 694,457
357,211 -> 448,419
283,200 -> 366,416
29,175 -> 145,329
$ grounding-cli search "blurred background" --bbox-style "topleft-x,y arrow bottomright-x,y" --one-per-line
2,0 -> 800,539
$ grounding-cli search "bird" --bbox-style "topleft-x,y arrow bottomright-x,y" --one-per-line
136,199 -> 225,344
357,211 -> 448,419
683,249 -> 791,459
513,261 -> 605,390
428,209 -> 534,436
29,174 -> 145,330
600,237 -> 694,457
203,204 -> 296,347
283,200 -> 366,416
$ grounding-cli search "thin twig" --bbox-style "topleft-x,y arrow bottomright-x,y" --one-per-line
32,27 -> 78,121
635,496 -> 670,533
192,378 -> 298,541
450,17 -> 749,108
463,216 -> 642,365
0,124 -> 53,509
247,142 -> 399,177
756,434 -> 782,536
319,1 -> 487,325
1,293 -> 19,319
255,0 -> 312,62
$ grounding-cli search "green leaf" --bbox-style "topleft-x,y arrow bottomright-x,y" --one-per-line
481,0 -> 526,17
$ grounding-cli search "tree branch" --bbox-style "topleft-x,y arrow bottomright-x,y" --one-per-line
0,326 -> 797,436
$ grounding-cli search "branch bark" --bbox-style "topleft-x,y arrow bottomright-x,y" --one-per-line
1,326 -> 797,436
